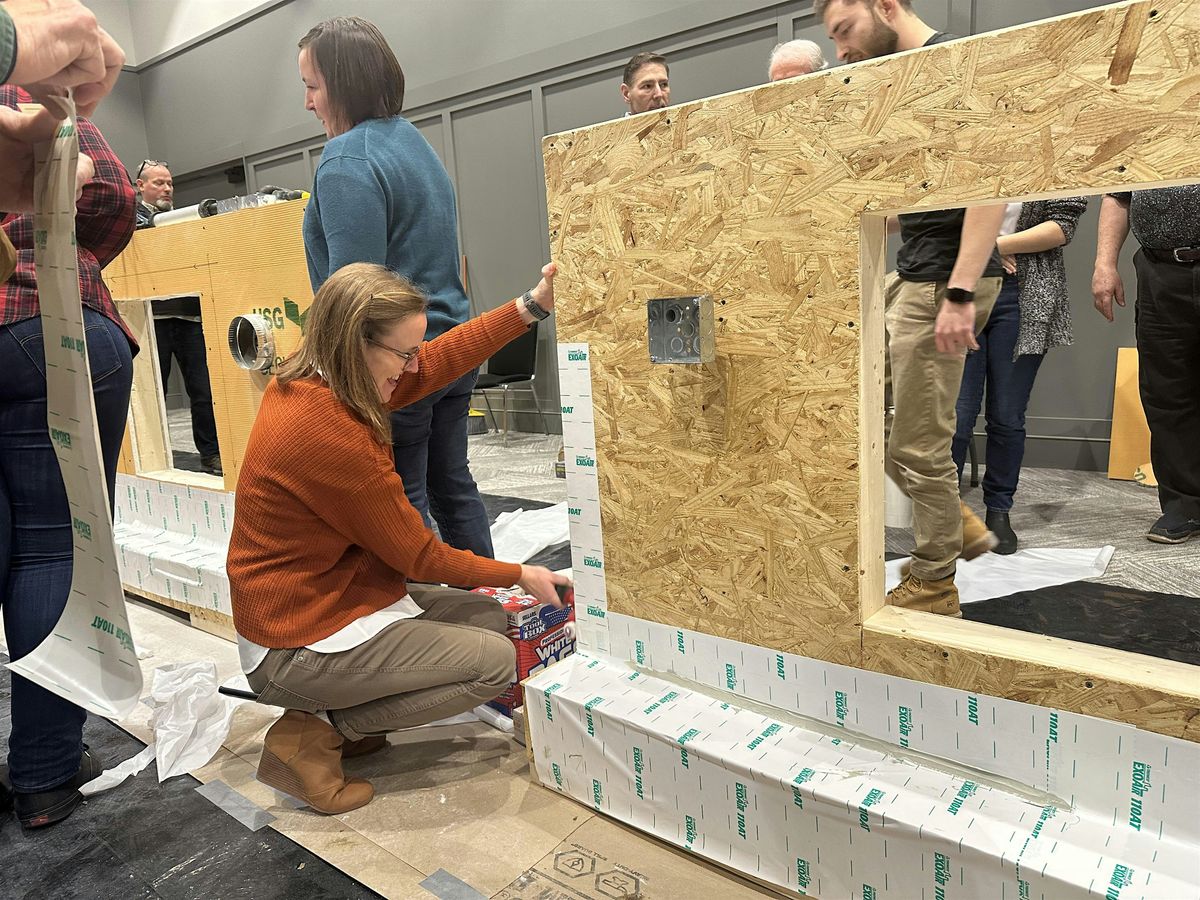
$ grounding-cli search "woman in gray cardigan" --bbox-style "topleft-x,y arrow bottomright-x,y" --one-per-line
952,197 -> 1089,553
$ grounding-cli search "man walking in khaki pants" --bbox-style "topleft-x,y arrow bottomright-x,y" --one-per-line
817,0 -> 1005,615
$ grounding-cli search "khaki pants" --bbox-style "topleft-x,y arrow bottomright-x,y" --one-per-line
884,274 -> 1001,581
247,585 -> 516,742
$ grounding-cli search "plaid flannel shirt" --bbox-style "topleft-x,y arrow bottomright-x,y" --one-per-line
0,86 -> 137,348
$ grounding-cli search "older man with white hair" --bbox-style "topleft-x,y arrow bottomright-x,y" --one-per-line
767,39 -> 827,81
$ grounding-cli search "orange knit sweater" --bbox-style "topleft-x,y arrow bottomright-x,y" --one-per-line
229,302 -> 527,647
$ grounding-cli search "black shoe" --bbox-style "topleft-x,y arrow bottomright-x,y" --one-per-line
985,509 -> 1018,555
14,748 -> 103,829
1147,511 -> 1200,544
201,454 -> 224,477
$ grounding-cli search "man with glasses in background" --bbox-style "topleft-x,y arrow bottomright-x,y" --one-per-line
134,159 -> 222,476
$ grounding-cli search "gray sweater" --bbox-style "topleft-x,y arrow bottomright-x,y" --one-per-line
1012,197 -> 1088,359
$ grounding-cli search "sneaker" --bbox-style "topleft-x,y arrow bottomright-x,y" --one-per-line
1147,512 -> 1200,544
961,501 -> 999,559
201,455 -> 224,477
14,747 -> 103,829
887,572 -> 962,617
985,509 -> 1018,555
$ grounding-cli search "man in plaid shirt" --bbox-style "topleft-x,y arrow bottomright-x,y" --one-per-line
0,84 -> 137,829
0,86 -> 135,340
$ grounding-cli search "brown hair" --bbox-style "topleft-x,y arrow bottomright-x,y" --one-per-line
276,263 -> 428,444
622,52 -> 668,88
298,17 -> 405,132
813,0 -> 912,20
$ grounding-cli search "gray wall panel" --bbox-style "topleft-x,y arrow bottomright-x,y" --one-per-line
544,67 -> 625,136
134,0 -> 790,177
974,0 -> 1110,33
249,151 -> 309,194
90,71 -> 150,179
413,117 -> 446,165
664,25 -> 783,105
452,94 -> 559,430
172,164 -> 244,209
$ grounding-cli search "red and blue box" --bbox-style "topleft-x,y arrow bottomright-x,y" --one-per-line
474,585 -> 576,714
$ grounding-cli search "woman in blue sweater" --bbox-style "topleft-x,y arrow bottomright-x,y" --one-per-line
298,16 -> 494,557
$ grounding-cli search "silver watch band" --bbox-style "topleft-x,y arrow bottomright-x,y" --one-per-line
522,290 -> 550,320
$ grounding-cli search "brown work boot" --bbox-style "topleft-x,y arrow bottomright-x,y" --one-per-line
960,501 -> 999,560
257,711 -> 374,814
887,572 -> 962,617
341,735 -> 388,759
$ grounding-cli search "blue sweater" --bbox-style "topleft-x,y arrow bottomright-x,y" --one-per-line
303,116 -> 468,339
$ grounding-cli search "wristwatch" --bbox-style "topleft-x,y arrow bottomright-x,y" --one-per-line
522,290 -> 551,321
945,287 -> 974,305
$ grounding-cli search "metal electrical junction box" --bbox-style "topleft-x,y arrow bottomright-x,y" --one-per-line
647,295 -> 715,364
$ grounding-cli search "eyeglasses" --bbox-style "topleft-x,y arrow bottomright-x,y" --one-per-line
136,159 -> 167,180
367,338 -> 420,363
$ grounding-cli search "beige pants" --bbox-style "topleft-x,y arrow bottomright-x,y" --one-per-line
247,585 -> 516,742
884,274 -> 1001,581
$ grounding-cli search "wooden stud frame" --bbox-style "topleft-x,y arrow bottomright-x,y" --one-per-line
545,0 -> 1200,741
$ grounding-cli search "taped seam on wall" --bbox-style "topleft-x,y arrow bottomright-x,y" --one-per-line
603,613 -> 1199,847
526,651 -> 1199,900
114,474 -> 234,615
558,342 -> 609,654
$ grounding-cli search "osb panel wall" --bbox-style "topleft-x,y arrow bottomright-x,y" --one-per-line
106,201 -> 313,489
547,0 -> 1198,670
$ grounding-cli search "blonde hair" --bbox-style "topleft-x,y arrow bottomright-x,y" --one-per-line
277,263 -> 427,443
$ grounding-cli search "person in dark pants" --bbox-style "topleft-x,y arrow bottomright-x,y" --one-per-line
298,17 -> 493,557
134,160 -> 222,476
390,370 -> 492,553
0,86 -> 137,829
1093,188 -> 1200,544
152,311 -> 220,474
952,198 -> 1088,553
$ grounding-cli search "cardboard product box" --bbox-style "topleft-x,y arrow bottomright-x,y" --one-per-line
489,621 -> 576,715
472,585 -> 574,639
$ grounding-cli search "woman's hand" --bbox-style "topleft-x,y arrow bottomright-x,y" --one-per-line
1000,253 -> 1017,275
529,262 -> 556,312
518,564 -> 571,608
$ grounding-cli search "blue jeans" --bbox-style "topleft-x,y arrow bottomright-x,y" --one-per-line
0,310 -> 133,791
390,368 -> 493,558
951,276 -> 1045,512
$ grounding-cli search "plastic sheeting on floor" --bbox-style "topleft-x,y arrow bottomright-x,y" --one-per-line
489,502 -> 569,563
885,546 -> 1115,604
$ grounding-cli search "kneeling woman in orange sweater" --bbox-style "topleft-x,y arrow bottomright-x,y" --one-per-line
228,261 -> 568,814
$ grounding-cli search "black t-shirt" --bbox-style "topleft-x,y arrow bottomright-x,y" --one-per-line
896,33 -> 1004,283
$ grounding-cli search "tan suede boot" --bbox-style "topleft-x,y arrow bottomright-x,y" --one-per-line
960,501 -> 999,560
341,735 -> 388,759
257,711 -> 374,814
887,572 -> 962,617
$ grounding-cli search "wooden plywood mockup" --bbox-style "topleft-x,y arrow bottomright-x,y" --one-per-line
1107,346 -> 1157,484
106,200 -> 313,489
547,0 -> 1200,736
